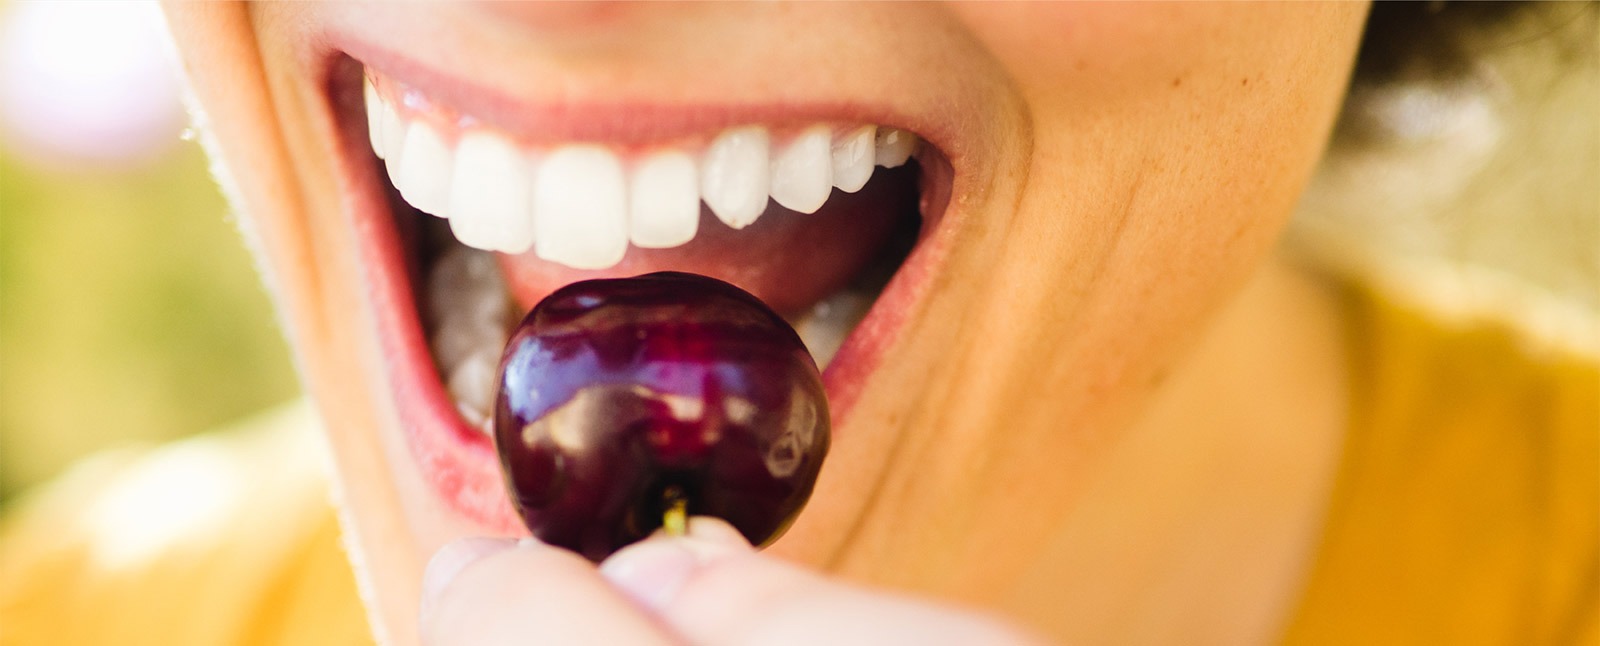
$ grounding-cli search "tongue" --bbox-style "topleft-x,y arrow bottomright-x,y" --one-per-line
498,165 -> 918,319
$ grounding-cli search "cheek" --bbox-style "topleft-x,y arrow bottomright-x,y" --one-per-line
899,5 -> 1367,442
948,3 -> 1368,107
948,1 -> 1368,269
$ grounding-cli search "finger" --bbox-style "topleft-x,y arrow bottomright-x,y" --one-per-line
421,537 -> 676,646
598,516 -> 755,610
600,519 -> 1046,646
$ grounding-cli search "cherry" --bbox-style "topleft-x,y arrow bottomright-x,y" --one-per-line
493,272 -> 830,562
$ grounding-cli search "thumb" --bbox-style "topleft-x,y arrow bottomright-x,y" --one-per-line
599,518 -> 1047,646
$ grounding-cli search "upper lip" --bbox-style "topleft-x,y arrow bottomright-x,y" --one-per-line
331,23 -> 959,158
313,16 -> 967,533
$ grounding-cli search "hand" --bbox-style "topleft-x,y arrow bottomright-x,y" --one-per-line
419,518 -> 1045,646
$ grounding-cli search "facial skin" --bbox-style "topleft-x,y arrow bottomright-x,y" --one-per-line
163,3 -> 1367,644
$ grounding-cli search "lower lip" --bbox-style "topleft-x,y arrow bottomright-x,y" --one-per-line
328,56 -> 948,531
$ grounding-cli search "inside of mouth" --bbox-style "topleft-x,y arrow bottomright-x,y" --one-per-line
385,160 -> 925,433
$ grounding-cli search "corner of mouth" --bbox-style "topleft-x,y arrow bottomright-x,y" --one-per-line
318,49 -> 960,529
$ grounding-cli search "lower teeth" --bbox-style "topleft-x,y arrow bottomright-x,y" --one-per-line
791,291 -> 873,369
447,350 -> 499,431
426,244 -> 512,431
424,241 -> 886,432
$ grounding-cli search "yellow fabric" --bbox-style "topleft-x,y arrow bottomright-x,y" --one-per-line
1,288 -> 1594,645
1283,285 -> 1599,645
0,403 -> 372,645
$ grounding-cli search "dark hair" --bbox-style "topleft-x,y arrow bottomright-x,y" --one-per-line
1336,1 -> 1595,147
1355,3 -> 1527,83
1297,1 -> 1598,316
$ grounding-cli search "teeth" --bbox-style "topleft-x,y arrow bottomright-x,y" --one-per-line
380,77 -> 915,426
395,121 -> 455,217
831,125 -> 876,193
447,349 -> 499,430
448,132 -> 535,254
769,125 -> 834,214
364,80 -> 385,159
791,290 -> 874,371
384,122 -> 407,192
875,128 -> 917,168
629,151 -> 700,249
379,90 -> 406,161
427,245 -> 511,431
427,247 -> 510,356
534,146 -> 629,270
367,76 -> 924,269
700,125 -> 771,229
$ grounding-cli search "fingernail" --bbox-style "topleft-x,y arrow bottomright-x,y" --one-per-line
599,539 -> 699,611
420,537 -> 517,620
683,516 -> 753,549
600,518 -> 754,611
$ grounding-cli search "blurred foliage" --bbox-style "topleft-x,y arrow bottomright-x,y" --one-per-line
0,142 -> 300,503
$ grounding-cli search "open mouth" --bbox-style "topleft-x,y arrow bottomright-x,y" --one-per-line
325,52 -> 955,533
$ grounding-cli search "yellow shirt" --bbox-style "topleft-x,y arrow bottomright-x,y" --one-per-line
3,286 -> 1595,645
0,404 -> 370,645
1283,283 -> 1598,645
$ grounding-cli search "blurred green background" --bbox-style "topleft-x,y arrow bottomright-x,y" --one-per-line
0,1 -> 299,503
0,142 -> 300,503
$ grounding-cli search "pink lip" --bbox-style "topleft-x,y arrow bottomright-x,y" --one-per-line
320,40 -> 956,532
343,35 -> 958,151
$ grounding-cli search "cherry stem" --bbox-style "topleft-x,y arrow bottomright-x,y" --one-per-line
662,486 -> 688,537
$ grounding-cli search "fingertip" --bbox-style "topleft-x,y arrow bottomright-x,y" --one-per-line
420,537 -> 518,621
683,516 -> 753,549
600,516 -> 753,611
600,539 -> 699,610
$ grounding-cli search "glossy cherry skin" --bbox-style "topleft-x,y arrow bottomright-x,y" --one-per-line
493,272 -> 830,562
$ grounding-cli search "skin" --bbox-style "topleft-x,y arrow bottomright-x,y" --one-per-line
162,3 -> 1367,644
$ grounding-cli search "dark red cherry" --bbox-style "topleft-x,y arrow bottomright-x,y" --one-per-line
493,272 -> 830,562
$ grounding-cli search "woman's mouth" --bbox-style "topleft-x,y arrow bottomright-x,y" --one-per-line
328,51 -> 955,533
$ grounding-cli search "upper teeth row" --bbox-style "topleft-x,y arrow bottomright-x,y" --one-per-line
365,80 -> 919,270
